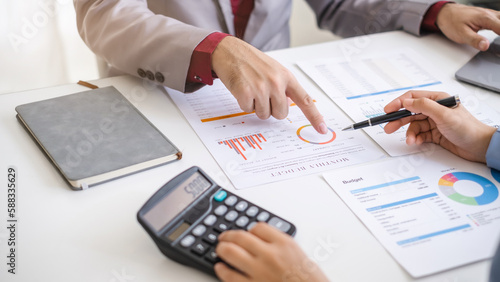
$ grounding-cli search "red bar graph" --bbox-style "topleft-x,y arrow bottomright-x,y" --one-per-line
218,133 -> 267,160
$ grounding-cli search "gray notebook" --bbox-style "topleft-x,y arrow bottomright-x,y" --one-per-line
15,86 -> 182,190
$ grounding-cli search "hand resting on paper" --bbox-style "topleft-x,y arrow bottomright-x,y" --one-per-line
383,90 -> 497,163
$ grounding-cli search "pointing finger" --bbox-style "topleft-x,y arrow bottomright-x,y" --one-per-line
286,77 -> 327,134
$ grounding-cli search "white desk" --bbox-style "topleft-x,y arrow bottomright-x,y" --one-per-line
1,31 -> 499,282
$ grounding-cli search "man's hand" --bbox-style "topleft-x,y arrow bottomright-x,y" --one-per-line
384,90 -> 497,163
214,223 -> 329,282
212,36 -> 328,134
436,3 -> 500,51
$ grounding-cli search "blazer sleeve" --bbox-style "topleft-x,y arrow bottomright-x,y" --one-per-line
306,0 -> 439,38
486,130 -> 500,171
74,0 -> 216,92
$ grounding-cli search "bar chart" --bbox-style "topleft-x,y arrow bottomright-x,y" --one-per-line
218,133 -> 267,161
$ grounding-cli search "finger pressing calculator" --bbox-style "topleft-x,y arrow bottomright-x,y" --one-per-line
137,166 -> 296,276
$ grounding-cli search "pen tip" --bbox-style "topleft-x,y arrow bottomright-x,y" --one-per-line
342,126 -> 353,131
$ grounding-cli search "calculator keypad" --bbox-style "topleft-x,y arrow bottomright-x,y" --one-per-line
214,221 -> 230,233
235,216 -> 249,228
224,195 -> 237,206
192,242 -> 209,256
175,189 -> 294,267
235,201 -> 248,212
180,235 -> 195,248
192,225 -> 206,237
202,232 -> 218,245
268,217 -> 291,233
246,206 -> 259,217
214,205 -> 228,216
256,211 -> 270,222
224,210 -> 238,222
203,215 -> 217,226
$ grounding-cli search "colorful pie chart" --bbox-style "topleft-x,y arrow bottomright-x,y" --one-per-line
296,124 -> 336,145
438,172 -> 498,206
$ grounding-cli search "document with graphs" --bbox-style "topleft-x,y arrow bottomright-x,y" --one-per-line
167,71 -> 385,189
324,149 -> 500,277
298,48 -> 500,156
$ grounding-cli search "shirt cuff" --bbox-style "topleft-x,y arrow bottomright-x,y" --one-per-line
186,32 -> 230,86
421,1 -> 454,33
486,129 -> 500,171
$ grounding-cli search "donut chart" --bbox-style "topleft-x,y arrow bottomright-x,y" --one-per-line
438,172 -> 498,205
492,169 -> 500,183
296,125 -> 336,145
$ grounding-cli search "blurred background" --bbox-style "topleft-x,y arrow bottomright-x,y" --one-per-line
0,0 -> 486,95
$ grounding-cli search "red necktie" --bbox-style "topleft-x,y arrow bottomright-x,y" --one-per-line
231,0 -> 255,39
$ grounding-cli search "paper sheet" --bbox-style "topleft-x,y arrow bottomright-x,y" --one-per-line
297,48 -> 500,156
324,150 -> 500,277
167,74 -> 386,189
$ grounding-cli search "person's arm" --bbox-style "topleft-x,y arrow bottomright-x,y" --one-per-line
75,0 -> 216,92
214,222 -> 328,282
383,90 -> 497,163
306,0 -> 499,51
306,0 -> 440,38
75,0 -> 327,133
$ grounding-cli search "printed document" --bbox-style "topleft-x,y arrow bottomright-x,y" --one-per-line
324,149 -> 500,277
167,74 -> 385,189
298,48 -> 500,156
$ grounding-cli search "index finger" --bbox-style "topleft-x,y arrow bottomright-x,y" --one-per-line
286,77 -> 327,134
384,90 -> 451,113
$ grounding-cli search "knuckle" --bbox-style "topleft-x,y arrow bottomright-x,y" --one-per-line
281,68 -> 294,80
482,10 -> 496,20
301,94 -> 314,107
414,97 -> 428,109
268,74 -> 283,89
234,85 -> 252,99
254,84 -> 266,96
237,99 -> 254,113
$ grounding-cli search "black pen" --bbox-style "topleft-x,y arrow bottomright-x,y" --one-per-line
342,95 -> 460,131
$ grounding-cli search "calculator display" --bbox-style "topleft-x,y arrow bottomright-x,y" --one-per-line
144,172 -> 211,231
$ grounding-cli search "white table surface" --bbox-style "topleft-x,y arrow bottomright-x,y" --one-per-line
1,30 -> 499,282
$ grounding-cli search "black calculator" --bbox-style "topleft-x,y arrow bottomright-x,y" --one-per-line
137,166 -> 296,276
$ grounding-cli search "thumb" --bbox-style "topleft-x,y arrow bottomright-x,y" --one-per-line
463,29 -> 490,51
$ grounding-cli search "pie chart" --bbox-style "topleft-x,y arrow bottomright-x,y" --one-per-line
438,172 -> 498,205
296,124 -> 336,145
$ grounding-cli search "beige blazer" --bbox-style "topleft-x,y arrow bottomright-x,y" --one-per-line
75,0 -> 438,92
